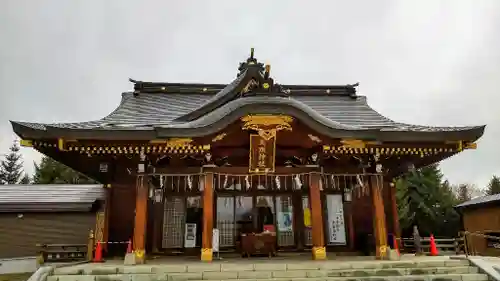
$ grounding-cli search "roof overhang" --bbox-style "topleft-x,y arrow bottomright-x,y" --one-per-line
11,95 -> 485,143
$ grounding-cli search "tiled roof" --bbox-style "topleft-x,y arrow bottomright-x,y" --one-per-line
9,53 -> 486,142
455,194 -> 500,209
0,184 -> 106,212
11,92 -> 482,133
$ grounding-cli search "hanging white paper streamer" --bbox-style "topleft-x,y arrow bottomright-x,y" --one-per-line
294,175 -> 302,190
187,175 -> 193,190
245,175 -> 250,191
223,175 -> 228,189
275,176 -> 281,190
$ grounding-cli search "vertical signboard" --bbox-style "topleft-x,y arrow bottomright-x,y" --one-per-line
249,133 -> 276,173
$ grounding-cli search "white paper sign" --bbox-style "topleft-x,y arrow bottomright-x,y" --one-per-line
212,229 -> 219,253
184,223 -> 197,248
277,212 -> 293,232
326,194 -> 347,245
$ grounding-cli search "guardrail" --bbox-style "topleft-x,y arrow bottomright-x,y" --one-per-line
459,231 -> 500,257
399,237 -> 464,255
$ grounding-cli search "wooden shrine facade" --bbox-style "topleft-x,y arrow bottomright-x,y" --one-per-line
11,49 -> 485,262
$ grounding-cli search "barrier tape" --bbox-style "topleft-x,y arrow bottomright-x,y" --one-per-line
101,241 -> 129,244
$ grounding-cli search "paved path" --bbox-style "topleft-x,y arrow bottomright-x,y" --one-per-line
0,257 -> 36,275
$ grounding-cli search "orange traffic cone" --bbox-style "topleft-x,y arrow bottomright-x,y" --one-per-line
93,240 -> 104,262
393,236 -> 400,256
429,234 -> 439,256
126,239 -> 132,254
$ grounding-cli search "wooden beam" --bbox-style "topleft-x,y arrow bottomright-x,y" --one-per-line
133,175 -> 148,264
201,172 -> 214,262
370,175 -> 388,259
309,172 -> 326,260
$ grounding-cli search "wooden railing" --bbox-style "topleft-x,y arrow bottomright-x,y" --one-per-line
400,237 -> 465,255
459,231 -> 500,257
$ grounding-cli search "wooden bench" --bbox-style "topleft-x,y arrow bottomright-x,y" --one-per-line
37,243 -> 88,264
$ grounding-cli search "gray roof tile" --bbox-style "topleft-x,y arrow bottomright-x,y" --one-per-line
0,184 -> 106,212
11,92 -> 480,133
455,193 -> 500,208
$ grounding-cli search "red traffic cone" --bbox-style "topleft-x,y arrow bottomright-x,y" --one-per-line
429,235 -> 439,256
393,236 -> 400,256
93,240 -> 104,262
126,239 -> 132,254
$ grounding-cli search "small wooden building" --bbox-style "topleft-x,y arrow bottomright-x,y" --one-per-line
10,50 -> 485,262
456,194 -> 500,256
0,184 -> 105,259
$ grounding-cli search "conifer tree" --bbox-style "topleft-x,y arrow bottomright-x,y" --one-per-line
0,141 -> 24,184
486,176 -> 500,195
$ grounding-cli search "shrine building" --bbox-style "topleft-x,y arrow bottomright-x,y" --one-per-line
11,49 -> 485,262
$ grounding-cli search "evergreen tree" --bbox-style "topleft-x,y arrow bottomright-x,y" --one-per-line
396,164 -> 460,237
486,176 -> 500,195
33,156 -> 97,184
20,174 -> 31,184
0,141 -> 24,184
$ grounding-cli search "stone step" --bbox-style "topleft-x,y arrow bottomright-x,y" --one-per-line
47,273 -> 489,281
51,259 -> 472,276
162,267 -> 479,281
48,269 -> 486,281
185,274 -> 489,281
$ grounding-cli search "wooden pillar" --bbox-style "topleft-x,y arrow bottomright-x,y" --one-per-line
152,199 -> 162,253
201,172 -> 214,262
95,187 -> 111,252
133,175 -> 148,264
370,175 -> 388,259
389,180 -> 401,241
347,203 -> 355,250
309,172 -> 326,260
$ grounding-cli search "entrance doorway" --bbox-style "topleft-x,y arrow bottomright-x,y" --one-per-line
215,194 -> 297,250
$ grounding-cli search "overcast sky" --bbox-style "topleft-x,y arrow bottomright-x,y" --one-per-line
1,0 -> 499,189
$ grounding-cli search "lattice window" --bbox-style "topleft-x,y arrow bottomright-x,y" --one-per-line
162,197 -> 186,248
276,195 -> 295,246
216,197 -> 235,247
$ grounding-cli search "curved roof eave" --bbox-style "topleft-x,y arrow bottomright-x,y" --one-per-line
11,96 -> 485,142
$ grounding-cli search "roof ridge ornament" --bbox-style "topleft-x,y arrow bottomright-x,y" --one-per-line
345,82 -> 360,98
238,48 -> 265,75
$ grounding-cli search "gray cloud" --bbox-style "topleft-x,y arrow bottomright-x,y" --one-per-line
1,0 -> 499,188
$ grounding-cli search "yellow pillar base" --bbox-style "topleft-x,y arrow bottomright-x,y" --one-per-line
376,245 -> 388,260
312,246 -> 326,260
201,248 -> 213,262
134,250 -> 146,264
